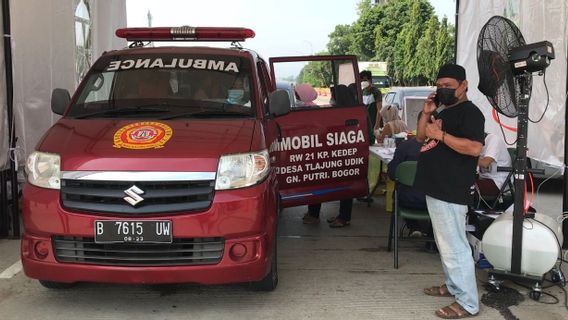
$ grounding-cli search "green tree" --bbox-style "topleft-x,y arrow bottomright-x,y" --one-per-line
401,1 -> 423,85
357,0 -> 373,15
391,29 -> 408,85
325,0 -> 454,86
375,0 -> 414,69
435,17 -> 455,69
327,24 -> 354,55
350,3 -> 385,60
415,15 -> 440,85
297,53 -> 333,88
373,0 -> 434,84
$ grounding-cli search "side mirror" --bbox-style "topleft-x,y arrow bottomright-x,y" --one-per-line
268,89 -> 291,117
51,88 -> 71,115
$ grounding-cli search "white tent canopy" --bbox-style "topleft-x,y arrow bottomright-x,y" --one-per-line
457,0 -> 568,169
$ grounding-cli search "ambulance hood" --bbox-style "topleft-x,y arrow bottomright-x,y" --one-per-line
37,119 -> 257,172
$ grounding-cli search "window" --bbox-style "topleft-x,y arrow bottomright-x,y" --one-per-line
67,54 -> 256,119
74,0 -> 92,86
271,59 -> 359,110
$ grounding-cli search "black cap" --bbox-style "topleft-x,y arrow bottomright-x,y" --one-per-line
436,63 -> 466,81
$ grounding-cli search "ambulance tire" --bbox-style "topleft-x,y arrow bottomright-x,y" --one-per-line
251,239 -> 278,291
39,280 -> 76,289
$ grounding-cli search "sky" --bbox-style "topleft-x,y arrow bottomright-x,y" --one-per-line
126,0 -> 457,59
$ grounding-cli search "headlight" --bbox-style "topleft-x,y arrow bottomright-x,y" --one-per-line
215,150 -> 270,190
25,151 -> 61,189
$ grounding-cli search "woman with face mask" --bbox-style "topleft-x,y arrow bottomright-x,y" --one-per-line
376,104 -> 408,144
226,77 -> 250,105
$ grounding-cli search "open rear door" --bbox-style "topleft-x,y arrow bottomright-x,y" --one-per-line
269,55 -> 369,208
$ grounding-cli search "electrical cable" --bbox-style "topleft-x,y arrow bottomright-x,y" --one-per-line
473,183 -> 494,209
560,285 -> 568,311
535,165 -> 564,203
512,279 -> 560,304
496,110 -> 518,146
524,172 -> 534,213
528,70 -> 550,123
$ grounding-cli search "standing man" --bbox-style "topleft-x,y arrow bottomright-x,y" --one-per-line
360,70 -> 382,145
414,64 -> 484,319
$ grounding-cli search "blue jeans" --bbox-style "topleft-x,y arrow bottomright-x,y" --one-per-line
426,195 -> 479,315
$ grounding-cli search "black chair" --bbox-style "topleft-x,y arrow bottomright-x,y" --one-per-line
387,161 -> 433,269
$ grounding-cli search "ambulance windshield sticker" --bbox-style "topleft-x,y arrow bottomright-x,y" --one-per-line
106,58 -> 240,73
113,122 -> 173,149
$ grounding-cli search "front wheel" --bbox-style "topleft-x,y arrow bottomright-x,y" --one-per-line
251,240 -> 278,291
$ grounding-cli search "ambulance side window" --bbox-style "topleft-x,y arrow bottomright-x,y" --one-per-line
271,59 -> 359,110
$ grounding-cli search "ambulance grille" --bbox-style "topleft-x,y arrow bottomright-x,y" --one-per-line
53,236 -> 224,266
60,179 -> 215,215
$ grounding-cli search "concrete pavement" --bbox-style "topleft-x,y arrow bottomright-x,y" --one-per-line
0,179 -> 567,319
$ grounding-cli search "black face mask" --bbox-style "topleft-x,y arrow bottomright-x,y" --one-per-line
436,87 -> 458,106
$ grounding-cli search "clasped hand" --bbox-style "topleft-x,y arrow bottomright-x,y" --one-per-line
425,119 -> 443,141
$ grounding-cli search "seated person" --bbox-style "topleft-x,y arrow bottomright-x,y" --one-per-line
333,84 -> 357,107
294,83 -> 318,107
137,70 -> 171,99
376,105 -> 408,144
226,77 -> 251,106
477,132 -> 512,198
114,70 -> 171,100
193,72 -> 225,101
387,112 -> 432,240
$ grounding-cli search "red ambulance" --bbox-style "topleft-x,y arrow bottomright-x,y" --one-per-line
21,27 -> 369,291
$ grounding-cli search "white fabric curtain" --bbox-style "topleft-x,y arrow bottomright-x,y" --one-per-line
457,0 -> 567,168
10,0 -> 126,166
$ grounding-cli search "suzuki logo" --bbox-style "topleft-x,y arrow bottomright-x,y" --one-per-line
123,185 -> 145,206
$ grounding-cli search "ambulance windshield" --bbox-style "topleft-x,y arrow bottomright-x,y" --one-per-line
67,54 -> 255,119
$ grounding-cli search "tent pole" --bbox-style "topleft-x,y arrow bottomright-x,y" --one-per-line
0,171 -> 8,237
563,40 -> 568,249
454,0 -> 460,63
2,0 -> 20,237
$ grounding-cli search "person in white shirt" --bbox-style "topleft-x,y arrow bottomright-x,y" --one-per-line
477,132 -> 512,197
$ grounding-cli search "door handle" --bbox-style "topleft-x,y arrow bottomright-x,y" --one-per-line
345,119 -> 359,126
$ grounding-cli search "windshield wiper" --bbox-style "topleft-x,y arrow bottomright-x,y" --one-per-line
73,106 -> 169,119
159,110 -> 252,120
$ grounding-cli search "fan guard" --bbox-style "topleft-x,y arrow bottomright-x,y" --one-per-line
477,16 -> 532,117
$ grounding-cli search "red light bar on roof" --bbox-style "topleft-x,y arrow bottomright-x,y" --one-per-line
115,26 -> 255,42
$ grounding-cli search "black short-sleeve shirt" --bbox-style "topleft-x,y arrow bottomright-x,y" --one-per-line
414,101 -> 485,205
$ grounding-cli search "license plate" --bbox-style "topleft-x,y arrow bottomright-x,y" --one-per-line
94,220 -> 172,244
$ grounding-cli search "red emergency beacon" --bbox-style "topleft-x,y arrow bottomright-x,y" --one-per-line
115,26 -> 255,42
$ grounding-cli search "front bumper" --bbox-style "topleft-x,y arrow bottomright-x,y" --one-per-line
22,233 -> 269,285
21,177 -> 278,285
